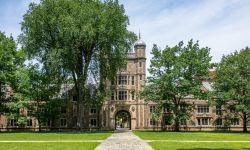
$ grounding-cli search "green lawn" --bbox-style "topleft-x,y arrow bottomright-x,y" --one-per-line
0,132 -> 112,150
0,142 -> 99,150
150,142 -> 250,150
0,132 -> 112,141
134,131 -> 250,141
134,131 -> 250,150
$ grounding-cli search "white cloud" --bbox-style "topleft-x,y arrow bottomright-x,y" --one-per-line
120,0 -> 250,75
1,0 -> 250,74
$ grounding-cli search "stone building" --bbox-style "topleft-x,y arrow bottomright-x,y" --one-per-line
100,37 -> 147,130
0,38 -> 248,131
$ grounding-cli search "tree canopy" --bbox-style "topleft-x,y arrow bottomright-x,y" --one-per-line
20,0 -> 136,130
213,47 -> 250,132
141,40 -> 211,131
0,32 -> 17,91
0,31 -> 19,114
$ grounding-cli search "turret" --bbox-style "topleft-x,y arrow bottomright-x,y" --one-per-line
134,33 -> 146,58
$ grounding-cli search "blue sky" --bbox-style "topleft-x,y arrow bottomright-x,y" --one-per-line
1,0 -> 250,67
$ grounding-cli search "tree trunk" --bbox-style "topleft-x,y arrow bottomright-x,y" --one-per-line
75,54 -> 91,131
174,118 -> 180,132
243,112 -> 247,132
77,85 -> 84,131
76,74 -> 89,131
174,101 -> 180,132
97,109 -> 100,131
39,123 -> 41,132
38,117 -> 41,132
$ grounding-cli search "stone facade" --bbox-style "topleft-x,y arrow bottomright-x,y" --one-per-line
100,39 -> 147,130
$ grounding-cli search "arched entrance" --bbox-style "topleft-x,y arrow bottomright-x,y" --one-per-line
115,110 -> 131,130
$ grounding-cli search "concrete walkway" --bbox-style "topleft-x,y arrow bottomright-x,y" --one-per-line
95,130 -> 153,150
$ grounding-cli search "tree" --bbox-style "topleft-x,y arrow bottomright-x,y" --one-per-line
0,31 -> 26,115
26,64 -> 62,131
0,31 -> 29,128
213,47 -> 250,132
0,32 -> 16,114
9,63 -> 63,131
20,0 -> 136,130
141,40 -> 211,131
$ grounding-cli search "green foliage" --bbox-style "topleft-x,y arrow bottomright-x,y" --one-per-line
20,0 -> 136,129
0,32 -> 17,113
213,47 -> 250,132
39,99 -> 62,126
0,31 -> 27,117
25,64 -> 63,129
0,32 -> 17,85
6,63 -> 63,128
141,40 -> 211,131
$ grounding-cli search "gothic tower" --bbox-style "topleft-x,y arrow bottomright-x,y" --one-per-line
100,35 -> 147,130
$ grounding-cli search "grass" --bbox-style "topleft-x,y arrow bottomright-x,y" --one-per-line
134,131 -> 250,150
0,132 -> 112,150
0,132 -> 112,141
149,142 -> 250,150
133,131 -> 250,141
0,142 -> 99,150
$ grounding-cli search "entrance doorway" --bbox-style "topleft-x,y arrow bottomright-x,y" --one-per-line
115,110 -> 131,130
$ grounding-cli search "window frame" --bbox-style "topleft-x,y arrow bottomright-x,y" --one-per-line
118,75 -> 127,85
27,119 -> 33,127
9,119 -> 18,127
216,106 -> 222,115
215,118 -> 223,126
197,106 -> 209,114
150,118 -> 156,126
72,96 -> 77,102
90,118 -> 97,127
131,76 -> 134,85
90,108 -> 97,114
60,118 -> 67,127
118,90 -> 127,100
140,75 -> 142,80
231,118 -> 240,126
111,91 -> 115,100
131,91 -> 135,100
150,106 -> 155,113
197,118 -> 210,126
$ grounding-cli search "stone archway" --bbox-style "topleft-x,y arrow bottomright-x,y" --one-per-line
115,110 -> 131,130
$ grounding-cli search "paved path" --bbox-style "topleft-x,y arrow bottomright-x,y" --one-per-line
95,130 -> 153,150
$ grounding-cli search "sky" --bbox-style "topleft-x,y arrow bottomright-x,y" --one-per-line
1,0 -> 250,69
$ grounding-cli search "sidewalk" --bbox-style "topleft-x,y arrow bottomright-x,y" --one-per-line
95,130 -> 153,150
